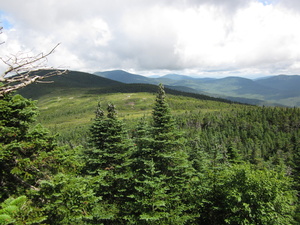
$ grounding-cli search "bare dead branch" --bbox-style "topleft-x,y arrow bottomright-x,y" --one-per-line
10,172 -> 40,191
2,162 -> 40,191
0,26 -> 4,45
0,43 -> 61,80
0,69 -> 68,97
0,41 -> 68,97
36,80 -> 55,84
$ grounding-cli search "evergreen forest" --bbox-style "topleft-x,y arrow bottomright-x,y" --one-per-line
1,83 -> 300,224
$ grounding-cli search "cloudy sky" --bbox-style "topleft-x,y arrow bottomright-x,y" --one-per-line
1,0 -> 300,78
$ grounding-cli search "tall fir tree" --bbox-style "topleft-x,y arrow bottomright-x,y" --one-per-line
0,94 -> 58,199
82,102 -> 134,223
131,84 -> 198,224
84,103 -> 133,174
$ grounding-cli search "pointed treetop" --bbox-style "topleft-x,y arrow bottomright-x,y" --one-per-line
95,102 -> 104,119
152,83 -> 174,133
157,83 -> 166,101
107,103 -> 117,119
154,83 -> 169,112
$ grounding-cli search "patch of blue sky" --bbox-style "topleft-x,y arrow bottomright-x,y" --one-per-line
0,11 -> 13,30
258,0 -> 278,6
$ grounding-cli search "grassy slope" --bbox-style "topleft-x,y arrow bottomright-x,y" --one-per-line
36,91 -> 235,128
34,90 -> 245,145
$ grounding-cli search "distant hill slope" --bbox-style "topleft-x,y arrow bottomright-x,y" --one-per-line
17,70 -> 234,104
96,70 -> 300,107
95,70 -> 155,84
94,70 -> 209,95
199,77 -> 279,97
160,74 -> 197,80
256,75 -> 300,91
17,69 -> 300,106
18,70 -> 122,99
255,75 -> 300,100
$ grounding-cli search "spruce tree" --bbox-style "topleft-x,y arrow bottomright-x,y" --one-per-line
0,94 -> 58,199
132,84 -> 197,224
83,102 -> 134,223
84,103 -> 133,173
151,84 -> 190,174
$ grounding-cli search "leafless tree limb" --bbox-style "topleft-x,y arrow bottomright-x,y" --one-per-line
2,162 -> 40,191
0,26 -> 4,45
0,30 -> 68,97
0,43 -> 61,79
0,69 -> 68,96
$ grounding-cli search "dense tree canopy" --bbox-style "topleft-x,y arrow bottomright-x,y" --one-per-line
0,94 -> 56,198
130,84 -> 198,224
0,84 -> 299,224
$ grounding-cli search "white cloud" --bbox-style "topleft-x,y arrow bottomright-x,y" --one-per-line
1,0 -> 300,77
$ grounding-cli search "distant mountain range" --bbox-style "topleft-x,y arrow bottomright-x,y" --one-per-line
16,69 -> 300,107
17,70 -> 233,104
95,70 -> 300,107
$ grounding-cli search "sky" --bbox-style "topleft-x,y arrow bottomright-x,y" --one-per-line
1,0 -> 300,78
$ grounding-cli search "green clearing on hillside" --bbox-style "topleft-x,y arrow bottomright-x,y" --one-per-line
35,91 -> 244,145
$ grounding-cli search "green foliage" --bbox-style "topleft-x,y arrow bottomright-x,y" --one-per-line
82,102 -> 135,223
0,196 -> 46,225
130,84 -> 198,224
32,173 -> 103,224
177,106 -> 300,170
83,103 -> 134,175
0,95 -> 59,199
132,160 -> 171,223
0,94 -> 86,223
0,94 -> 37,145
30,89 -> 238,146
2,84 -> 300,224
200,163 -> 297,224
0,196 -> 27,225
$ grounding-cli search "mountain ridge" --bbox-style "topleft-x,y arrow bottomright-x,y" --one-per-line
17,69 -> 300,107
17,70 -> 234,104
95,70 -> 300,107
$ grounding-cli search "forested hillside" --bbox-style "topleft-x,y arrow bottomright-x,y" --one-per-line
1,84 -> 300,224
96,70 -> 300,107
